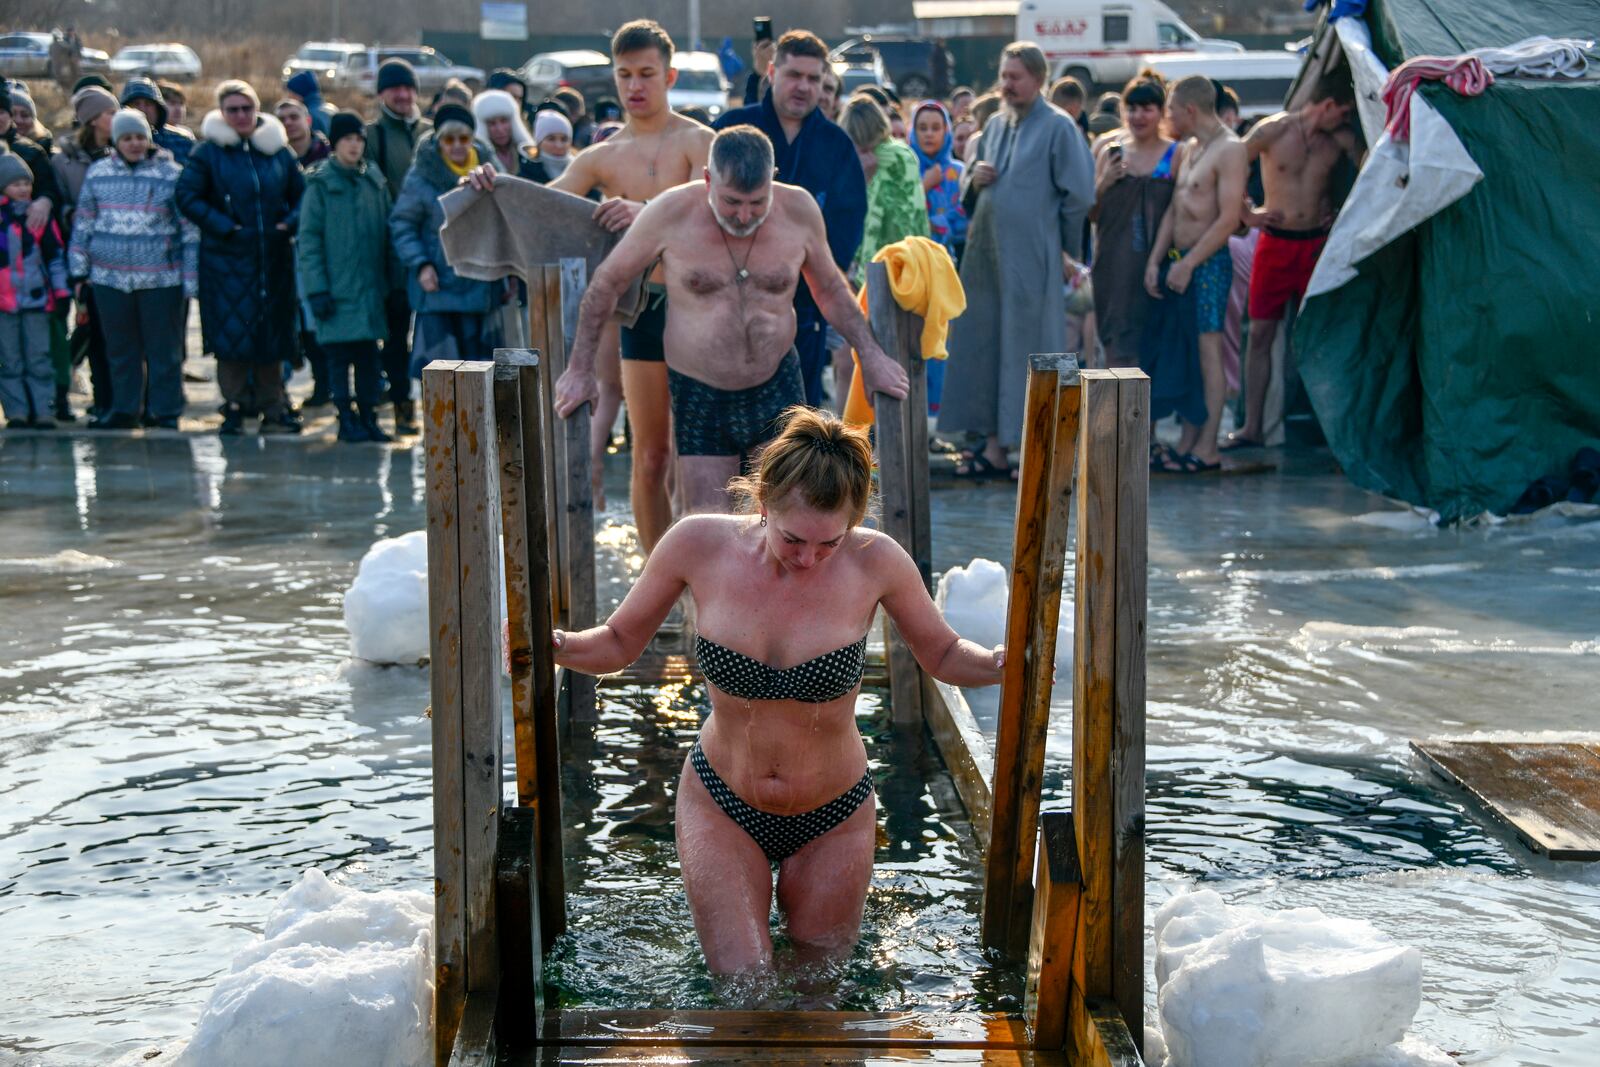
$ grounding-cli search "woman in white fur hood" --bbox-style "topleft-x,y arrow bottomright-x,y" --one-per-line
175,79 -> 307,434
472,89 -> 571,184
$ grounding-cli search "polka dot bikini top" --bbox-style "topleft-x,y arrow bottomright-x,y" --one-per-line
694,634 -> 869,703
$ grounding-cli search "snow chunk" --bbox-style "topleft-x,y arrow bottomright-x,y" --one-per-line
173,869 -> 433,1067
1353,509 -> 1439,532
343,532 -> 431,665
935,558 -> 1071,672
1155,889 -> 1426,1067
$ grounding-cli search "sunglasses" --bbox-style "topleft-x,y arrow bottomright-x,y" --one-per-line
439,133 -> 472,145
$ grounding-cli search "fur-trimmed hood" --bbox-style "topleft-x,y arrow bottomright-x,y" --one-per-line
200,110 -> 288,155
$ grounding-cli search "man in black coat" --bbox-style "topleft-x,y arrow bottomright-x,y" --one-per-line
176,79 -> 305,435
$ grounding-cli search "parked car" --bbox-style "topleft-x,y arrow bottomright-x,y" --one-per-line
1135,50 -> 1303,120
1016,0 -> 1243,89
329,46 -> 484,94
0,30 -> 108,79
668,51 -> 729,121
521,50 -> 614,106
282,40 -> 366,84
109,43 -> 202,82
834,55 -> 893,99
829,35 -> 950,99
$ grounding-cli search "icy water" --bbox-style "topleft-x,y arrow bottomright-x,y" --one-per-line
2,431 -> 1599,1066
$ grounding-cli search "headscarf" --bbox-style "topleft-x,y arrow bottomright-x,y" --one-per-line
908,100 -> 967,253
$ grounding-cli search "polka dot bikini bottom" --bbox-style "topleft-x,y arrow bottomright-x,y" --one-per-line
690,741 -> 874,864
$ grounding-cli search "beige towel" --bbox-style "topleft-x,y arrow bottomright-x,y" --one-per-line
438,175 -> 648,325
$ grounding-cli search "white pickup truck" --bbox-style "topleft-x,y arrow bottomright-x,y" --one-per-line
1016,0 -> 1244,89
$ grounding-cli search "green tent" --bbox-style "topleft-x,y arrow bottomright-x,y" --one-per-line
1291,0 -> 1600,522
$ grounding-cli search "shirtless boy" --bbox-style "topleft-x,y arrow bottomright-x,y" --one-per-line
1144,76 -> 1246,470
1226,82 -> 1359,449
477,20 -> 714,553
553,127 -> 909,515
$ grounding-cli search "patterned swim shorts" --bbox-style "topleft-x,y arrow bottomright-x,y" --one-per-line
668,349 -> 805,458
1177,246 -> 1234,335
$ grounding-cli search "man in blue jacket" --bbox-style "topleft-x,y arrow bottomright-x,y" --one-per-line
715,30 -> 865,407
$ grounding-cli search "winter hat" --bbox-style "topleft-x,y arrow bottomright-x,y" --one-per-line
486,69 -> 525,96
0,84 -> 11,111
72,85 -> 118,126
533,109 -> 572,145
0,153 -> 33,192
285,69 -> 321,100
8,86 -> 35,117
111,108 -> 151,143
472,89 -> 534,149
72,73 -> 114,96
431,102 -> 476,137
215,79 -> 260,109
119,77 -> 168,128
329,109 -> 365,146
377,59 -> 418,93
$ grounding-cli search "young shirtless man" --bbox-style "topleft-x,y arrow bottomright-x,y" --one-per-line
553,126 -> 909,515
479,20 -> 714,552
1225,82 -> 1359,449
1145,76 -> 1247,470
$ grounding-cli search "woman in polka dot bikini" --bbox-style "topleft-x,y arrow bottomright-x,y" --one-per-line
554,406 -> 1005,974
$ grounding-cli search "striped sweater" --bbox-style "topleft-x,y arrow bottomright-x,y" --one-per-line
67,148 -> 198,294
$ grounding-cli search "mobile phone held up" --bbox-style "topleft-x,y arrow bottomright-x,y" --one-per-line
753,17 -> 773,44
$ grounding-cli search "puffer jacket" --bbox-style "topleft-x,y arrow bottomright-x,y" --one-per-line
68,147 -> 197,295
389,134 -> 497,315
297,157 -> 397,344
0,196 -> 69,313
176,111 -> 305,364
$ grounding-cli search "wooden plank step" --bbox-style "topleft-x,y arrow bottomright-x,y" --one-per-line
1412,740 -> 1600,860
538,1010 -> 1029,1050
512,1046 -> 1066,1066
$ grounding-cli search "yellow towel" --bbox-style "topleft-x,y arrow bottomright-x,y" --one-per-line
843,236 -> 967,427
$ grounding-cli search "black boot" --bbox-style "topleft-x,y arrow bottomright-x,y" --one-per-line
392,398 -> 417,436
336,402 -> 371,443
218,404 -> 244,436
259,408 -> 303,435
54,385 -> 74,423
358,404 -> 393,443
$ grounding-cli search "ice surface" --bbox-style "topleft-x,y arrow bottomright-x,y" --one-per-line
1154,888 -> 1436,1067
1352,509 -> 1440,532
343,532 -> 431,665
0,548 -> 119,572
935,558 -> 1071,672
171,869 -> 433,1067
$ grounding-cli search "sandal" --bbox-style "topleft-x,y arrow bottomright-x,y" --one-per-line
952,452 -> 1009,480
1184,453 -> 1222,473
1220,434 -> 1265,452
1149,442 -> 1180,471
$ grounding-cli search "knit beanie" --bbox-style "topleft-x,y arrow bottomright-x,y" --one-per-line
431,102 -> 476,137
72,73 -> 114,96
215,79 -> 260,109
533,109 -> 572,145
9,86 -> 35,117
329,110 -> 365,146
111,108 -> 151,143
72,85 -> 118,126
0,85 -> 11,111
0,153 -> 33,193
377,59 -> 418,93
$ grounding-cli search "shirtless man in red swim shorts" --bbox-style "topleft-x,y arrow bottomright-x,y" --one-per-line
1227,81 -> 1361,449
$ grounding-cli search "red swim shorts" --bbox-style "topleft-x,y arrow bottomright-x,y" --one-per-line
1248,229 -> 1328,322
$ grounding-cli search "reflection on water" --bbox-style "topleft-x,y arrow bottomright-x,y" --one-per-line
2,437 -> 1598,1064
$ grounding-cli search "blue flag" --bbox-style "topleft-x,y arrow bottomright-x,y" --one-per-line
718,37 -> 745,79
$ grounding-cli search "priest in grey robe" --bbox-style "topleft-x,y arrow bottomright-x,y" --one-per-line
939,42 -> 1095,474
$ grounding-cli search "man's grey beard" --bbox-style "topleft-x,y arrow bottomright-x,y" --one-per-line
707,187 -> 768,238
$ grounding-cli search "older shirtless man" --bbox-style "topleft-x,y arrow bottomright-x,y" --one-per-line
475,20 -> 714,552
553,126 -> 909,514
1226,82 -> 1359,449
1145,76 -> 1247,470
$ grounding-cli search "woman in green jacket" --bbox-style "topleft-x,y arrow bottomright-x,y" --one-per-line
297,111 -> 399,442
839,96 -> 928,274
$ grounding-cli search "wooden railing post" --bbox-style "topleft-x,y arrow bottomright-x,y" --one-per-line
423,360 -> 506,1064
1025,811 -> 1082,1049
1071,369 -> 1148,1052
867,262 -> 928,725
982,354 -> 1079,960
493,349 -> 566,950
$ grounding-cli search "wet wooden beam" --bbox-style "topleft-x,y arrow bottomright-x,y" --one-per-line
448,987 -> 500,1067
423,359 -> 467,1067
922,676 -> 994,849
1412,740 -> 1600,860
454,362 -> 505,995
518,1048 -> 1067,1066
537,1010 -> 1030,1049
983,354 -> 1065,959
527,270 -> 563,628
493,351 -> 566,948
1068,996 -> 1145,1067
550,261 -> 597,723
495,807 -> 544,1047
1025,812 -> 1082,1050
867,262 -> 924,727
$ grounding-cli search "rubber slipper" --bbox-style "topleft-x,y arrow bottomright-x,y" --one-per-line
952,452 -> 1008,481
1151,449 -> 1191,474
1219,434 -> 1264,452
1182,453 -> 1222,474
